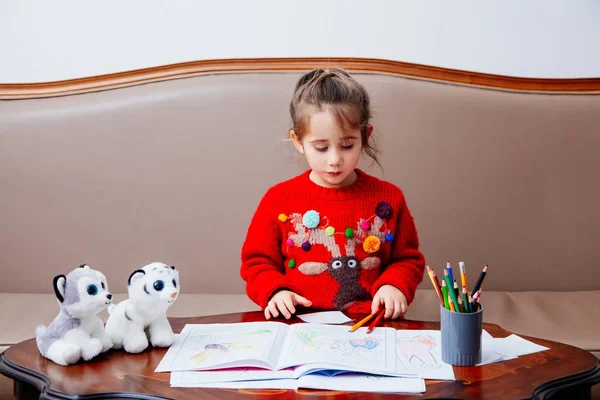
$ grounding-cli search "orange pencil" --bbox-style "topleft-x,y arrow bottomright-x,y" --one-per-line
366,309 -> 386,334
349,312 -> 377,332
447,294 -> 456,312
426,266 -> 444,306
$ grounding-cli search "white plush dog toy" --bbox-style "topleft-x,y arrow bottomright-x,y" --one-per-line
35,264 -> 113,366
105,262 -> 180,353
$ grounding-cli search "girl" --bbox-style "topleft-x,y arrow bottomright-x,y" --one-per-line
240,68 -> 425,321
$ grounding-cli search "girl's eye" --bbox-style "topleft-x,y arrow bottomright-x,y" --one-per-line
341,144 -> 354,150
87,284 -> 98,296
172,279 -> 177,288
154,280 -> 165,291
315,147 -> 328,152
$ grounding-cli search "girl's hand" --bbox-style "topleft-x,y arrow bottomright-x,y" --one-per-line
372,285 -> 407,320
265,290 -> 312,320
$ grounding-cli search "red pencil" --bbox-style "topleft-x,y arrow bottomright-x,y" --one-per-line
366,309 -> 385,334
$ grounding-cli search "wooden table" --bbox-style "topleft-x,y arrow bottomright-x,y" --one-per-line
1,312 -> 598,399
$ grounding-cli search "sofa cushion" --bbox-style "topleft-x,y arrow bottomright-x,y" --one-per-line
0,293 -> 259,348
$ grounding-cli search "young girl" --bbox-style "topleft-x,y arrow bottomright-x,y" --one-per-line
240,68 -> 425,321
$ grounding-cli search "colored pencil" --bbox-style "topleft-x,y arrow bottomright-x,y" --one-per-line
459,261 -> 469,294
444,269 -> 461,313
462,286 -> 471,313
471,265 -> 488,298
447,294 -> 456,312
471,290 -> 480,311
454,280 -> 460,301
446,261 -> 455,292
441,280 -> 449,310
349,312 -> 378,332
366,309 -> 386,334
426,266 -> 444,306
457,294 -> 465,313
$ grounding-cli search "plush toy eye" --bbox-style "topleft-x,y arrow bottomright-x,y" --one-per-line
332,260 -> 343,269
153,280 -> 165,291
347,259 -> 357,268
101,282 -> 105,290
87,284 -> 98,296
172,279 -> 177,288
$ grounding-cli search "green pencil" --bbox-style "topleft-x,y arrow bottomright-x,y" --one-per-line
444,270 -> 461,312
462,286 -> 471,313
441,280 -> 449,310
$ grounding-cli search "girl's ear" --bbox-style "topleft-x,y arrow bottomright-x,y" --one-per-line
289,130 -> 305,154
365,125 -> 374,142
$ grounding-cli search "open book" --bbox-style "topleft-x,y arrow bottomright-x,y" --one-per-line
156,321 -> 414,378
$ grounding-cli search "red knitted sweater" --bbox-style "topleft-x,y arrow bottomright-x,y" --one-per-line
240,169 -> 425,314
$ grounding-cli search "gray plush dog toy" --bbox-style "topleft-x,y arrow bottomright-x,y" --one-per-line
35,264 -> 113,365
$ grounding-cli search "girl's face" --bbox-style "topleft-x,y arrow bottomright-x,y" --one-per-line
291,109 -> 363,188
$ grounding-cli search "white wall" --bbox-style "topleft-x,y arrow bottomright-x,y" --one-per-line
1,0 -> 599,83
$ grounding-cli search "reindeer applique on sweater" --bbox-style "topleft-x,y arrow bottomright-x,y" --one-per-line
282,205 -> 393,310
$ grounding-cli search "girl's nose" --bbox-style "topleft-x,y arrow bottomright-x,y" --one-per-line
328,151 -> 342,166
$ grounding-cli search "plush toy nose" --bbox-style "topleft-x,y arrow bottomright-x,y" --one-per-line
170,292 -> 177,299
106,293 -> 113,300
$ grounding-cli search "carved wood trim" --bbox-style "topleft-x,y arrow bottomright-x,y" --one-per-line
1,57 -> 599,99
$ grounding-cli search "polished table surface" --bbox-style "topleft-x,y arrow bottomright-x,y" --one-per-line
1,311 -> 599,399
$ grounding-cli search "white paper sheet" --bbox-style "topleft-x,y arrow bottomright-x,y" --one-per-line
171,373 -> 426,393
297,311 -> 353,324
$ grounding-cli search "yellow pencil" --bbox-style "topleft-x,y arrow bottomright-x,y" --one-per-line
459,261 -> 469,294
349,312 -> 378,332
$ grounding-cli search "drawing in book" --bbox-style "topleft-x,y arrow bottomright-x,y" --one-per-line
396,335 -> 441,369
192,342 -> 253,364
289,329 -> 383,362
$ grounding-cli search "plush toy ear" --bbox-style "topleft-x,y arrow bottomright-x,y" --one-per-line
79,264 -> 90,269
170,265 -> 176,270
128,269 -> 146,285
53,275 -> 66,303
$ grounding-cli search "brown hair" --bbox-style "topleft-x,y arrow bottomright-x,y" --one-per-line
289,68 -> 381,167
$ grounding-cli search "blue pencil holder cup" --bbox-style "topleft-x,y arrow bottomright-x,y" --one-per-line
440,304 -> 483,366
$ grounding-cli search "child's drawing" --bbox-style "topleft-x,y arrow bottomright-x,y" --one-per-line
192,341 -> 253,364
396,334 -> 440,369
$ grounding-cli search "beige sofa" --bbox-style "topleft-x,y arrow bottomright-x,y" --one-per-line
1,61 -> 599,395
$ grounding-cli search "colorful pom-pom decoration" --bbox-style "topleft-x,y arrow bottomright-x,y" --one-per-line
325,226 -> 335,236
278,213 -> 288,222
302,210 -> 320,229
288,259 -> 296,269
375,202 -> 392,219
301,241 -> 311,251
385,233 -> 394,242
363,235 -> 381,253
345,228 -> 354,238
286,238 -> 294,247
359,220 -> 370,230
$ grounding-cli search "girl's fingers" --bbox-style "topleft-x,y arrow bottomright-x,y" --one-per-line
392,300 -> 402,319
268,301 -> 279,319
276,299 -> 292,319
283,296 -> 296,316
371,295 -> 382,315
293,294 -> 312,307
264,307 -> 271,320
384,297 -> 394,319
